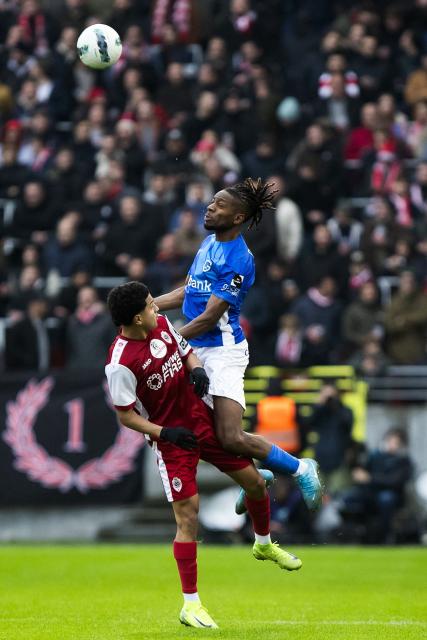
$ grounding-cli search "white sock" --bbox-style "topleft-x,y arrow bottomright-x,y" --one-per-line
292,459 -> 309,477
254,533 -> 271,545
183,592 -> 200,602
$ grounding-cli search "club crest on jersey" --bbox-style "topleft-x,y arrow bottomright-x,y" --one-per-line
202,259 -> 212,272
161,331 -> 172,344
147,373 -> 163,390
150,338 -> 167,358
172,476 -> 182,492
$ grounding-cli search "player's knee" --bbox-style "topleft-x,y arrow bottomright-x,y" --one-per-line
244,472 -> 267,500
176,504 -> 198,538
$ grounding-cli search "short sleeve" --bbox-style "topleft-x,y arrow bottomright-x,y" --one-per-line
105,363 -> 137,410
164,316 -> 192,360
212,268 -> 248,307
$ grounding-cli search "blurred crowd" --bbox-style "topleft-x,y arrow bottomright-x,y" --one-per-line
1,0 -> 427,371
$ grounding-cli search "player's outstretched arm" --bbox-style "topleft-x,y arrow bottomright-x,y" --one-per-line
179,294 -> 229,340
154,286 -> 185,311
116,408 -> 198,450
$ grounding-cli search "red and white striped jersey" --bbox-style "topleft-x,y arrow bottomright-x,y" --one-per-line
105,314 -> 212,430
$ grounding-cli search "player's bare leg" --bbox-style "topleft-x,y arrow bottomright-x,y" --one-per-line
227,465 -> 302,571
172,496 -> 218,629
214,396 -> 322,511
213,395 -> 271,457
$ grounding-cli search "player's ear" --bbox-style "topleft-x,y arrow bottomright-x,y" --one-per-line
233,211 -> 246,226
134,313 -> 143,325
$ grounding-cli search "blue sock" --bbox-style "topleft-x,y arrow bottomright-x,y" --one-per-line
262,444 -> 299,475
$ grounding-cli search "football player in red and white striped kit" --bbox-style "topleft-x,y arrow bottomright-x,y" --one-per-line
105,281 -> 302,629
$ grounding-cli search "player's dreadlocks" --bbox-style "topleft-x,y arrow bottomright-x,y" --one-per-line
226,177 -> 277,229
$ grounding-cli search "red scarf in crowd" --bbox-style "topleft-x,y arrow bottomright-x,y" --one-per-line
18,11 -> 47,47
276,330 -> 302,364
319,71 -> 360,98
390,193 -> 413,227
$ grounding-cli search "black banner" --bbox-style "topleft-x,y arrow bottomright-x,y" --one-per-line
0,371 -> 145,505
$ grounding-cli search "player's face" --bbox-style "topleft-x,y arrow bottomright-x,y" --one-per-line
135,295 -> 159,332
204,190 -> 245,231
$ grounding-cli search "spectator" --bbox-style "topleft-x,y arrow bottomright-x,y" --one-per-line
405,100 -> 427,159
271,175 -> 303,263
115,117 -> 146,188
287,122 -> 343,214
149,233 -> 191,291
7,264 -> 44,318
156,62 -> 194,122
79,180 -> 113,240
157,129 -> 196,180
142,173 -> 176,230
361,196 -> 398,275
352,34 -> 387,101
342,281 -> 383,355
48,147 -> 86,204
275,314 -> 303,367
274,97 -> 306,159
183,91 -> 220,149
9,180 -> 56,243
241,135 -> 283,180
347,250 -> 374,298
98,195 -> 149,276
327,203 -> 363,257
410,161 -> 427,216
263,260 -> 300,327
292,275 -> 342,365
172,208 -> 205,258
389,177 -> 416,228
349,337 -> 390,377
340,428 -> 413,543
216,87 -> 254,155
383,236 -> 417,277
0,145 -> 31,198
214,0 -> 259,54
65,286 -> 114,370
383,270 -> 427,364
5,295 -> 51,370
54,268 -> 92,318
344,102 -> 378,161
43,215 -> 93,278
169,180 -> 212,231
302,382 -> 354,494
296,224 -> 347,292
404,53 -> 427,107
316,72 -> 360,131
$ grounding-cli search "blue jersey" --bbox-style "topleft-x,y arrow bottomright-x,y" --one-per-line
183,234 -> 255,347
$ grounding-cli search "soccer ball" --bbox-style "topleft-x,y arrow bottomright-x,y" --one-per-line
77,24 -> 122,70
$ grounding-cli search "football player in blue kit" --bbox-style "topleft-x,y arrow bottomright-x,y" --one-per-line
155,178 -> 322,513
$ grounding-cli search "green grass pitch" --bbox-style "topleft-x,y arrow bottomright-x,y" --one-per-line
1,545 -> 426,640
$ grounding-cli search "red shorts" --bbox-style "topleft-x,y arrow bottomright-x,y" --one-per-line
150,420 -> 252,502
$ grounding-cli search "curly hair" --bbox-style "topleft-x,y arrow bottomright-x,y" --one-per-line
225,177 -> 277,229
107,281 -> 149,326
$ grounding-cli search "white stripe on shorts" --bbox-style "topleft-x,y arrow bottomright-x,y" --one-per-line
152,442 -> 173,502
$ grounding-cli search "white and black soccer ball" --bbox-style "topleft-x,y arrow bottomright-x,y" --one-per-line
77,24 -> 122,70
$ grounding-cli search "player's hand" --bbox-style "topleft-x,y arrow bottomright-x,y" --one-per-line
159,426 -> 198,451
189,367 -> 210,397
